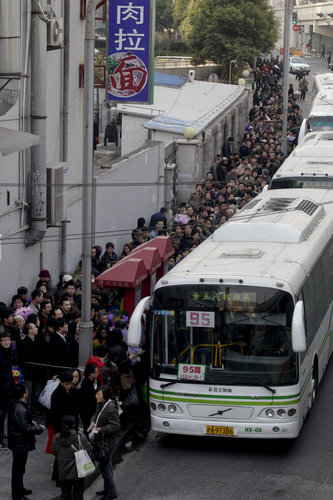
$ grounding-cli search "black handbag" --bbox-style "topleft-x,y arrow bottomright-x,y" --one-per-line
92,430 -> 110,465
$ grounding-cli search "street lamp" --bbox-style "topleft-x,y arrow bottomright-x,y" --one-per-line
184,126 -> 195,140
229,59 -> 237,84
163,28 -> 175,57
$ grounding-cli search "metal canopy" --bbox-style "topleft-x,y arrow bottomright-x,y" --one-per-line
0,127 -> 41,157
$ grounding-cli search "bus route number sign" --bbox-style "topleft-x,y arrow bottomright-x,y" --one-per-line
178,364 -> 206,381
186,311 -> 215,328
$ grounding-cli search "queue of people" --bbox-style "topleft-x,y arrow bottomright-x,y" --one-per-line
0,57 -> 300,499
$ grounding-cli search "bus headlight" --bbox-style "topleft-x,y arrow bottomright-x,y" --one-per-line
277,409 -> 286,417
288,408 -> 297,416
265,409 -> 275,418
168,404 -> 177,413
158,403 -> 166,411
151,402 -> 157,411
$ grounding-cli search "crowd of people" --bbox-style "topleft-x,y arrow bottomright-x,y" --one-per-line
0,55 -> 301,500
0,266 -> 148,500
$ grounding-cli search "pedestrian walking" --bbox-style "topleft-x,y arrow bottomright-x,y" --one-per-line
321,42 -> 326,58
8,382 -> 45,500
87,386 -> 120,500
328,50 -> 331,68
52,415 -> 92,500
299,75 -> 308,101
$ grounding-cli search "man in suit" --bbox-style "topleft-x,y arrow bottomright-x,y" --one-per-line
48,318 -> 73,374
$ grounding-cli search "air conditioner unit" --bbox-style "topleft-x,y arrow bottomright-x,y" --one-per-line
47,17 -> 63,48
47,162 -> 66,226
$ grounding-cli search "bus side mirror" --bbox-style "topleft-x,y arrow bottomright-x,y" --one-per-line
128,296 -> 151,347
292,300 -> 307,353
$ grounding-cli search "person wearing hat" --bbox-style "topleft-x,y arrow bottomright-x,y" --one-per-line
53,274 -> 73,304
38,270 -> 57,295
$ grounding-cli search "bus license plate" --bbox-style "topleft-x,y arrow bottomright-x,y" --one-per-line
206,426 -> 234,436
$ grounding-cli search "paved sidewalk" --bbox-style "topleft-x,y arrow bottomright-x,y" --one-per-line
0,421 -> 135,500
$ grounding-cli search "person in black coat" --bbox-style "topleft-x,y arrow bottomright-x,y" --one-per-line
79,364 -> 99,435
18,323 -> 43,414
0,331 -> 15,448
47,371 -> 78,483
8,382 -> 45,500
47,318 -> 73,375
47,370 -> 77,433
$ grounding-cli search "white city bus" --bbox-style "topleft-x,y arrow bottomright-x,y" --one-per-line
128,189 -> 333,438
298,74 -> 333,142
271,131 -> 333,190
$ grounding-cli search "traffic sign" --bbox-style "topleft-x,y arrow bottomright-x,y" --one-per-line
292,24 -> 300,32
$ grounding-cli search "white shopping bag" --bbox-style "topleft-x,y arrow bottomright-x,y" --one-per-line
38,379 -> 60,409
72,435 -> 96,478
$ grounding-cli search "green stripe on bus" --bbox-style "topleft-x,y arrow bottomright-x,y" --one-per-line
149,392 -> 300,406
149,387 -> 300,401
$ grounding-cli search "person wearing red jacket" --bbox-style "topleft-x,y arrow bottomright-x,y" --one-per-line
85,344 -> 109,386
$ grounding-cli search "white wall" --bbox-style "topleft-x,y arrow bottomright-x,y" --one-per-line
93,141 -> 165,253
121,114 -> 149,155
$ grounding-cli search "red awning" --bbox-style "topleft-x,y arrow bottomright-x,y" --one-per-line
129,246 -> 162,275
148,236 -> 174,261
95,258 -> 147,289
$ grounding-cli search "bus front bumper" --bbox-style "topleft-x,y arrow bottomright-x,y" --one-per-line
151,415 -> 300,438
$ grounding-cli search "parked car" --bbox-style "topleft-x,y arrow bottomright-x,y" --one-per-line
289,56 -> 311,74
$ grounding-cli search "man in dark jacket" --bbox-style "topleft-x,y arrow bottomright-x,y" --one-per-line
47,370 -> 77,433
149,207 -> 167,230
8,382 -> 44,500
0,331 -> 14,448
18,323 -> 43,415
79,364 -> 99,435
48,318 -> 73,374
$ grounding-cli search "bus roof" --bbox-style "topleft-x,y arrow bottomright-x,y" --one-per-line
292,131 -> 333,157
158,189 -> 333,295
309,90 -> 333,118
313,73 -> 333,90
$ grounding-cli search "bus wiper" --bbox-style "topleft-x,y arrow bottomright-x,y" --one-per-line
217,374 -> 276,394
160,379 -> 192,389
240,376 -> 276,394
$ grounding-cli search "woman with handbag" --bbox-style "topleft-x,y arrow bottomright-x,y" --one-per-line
87,386 -> 120,500
52,415 -> 92,500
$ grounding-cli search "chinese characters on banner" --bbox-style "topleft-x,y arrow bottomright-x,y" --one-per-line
107,0 -> 154,103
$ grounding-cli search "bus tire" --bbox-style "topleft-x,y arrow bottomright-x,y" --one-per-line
310,366 -> 318,408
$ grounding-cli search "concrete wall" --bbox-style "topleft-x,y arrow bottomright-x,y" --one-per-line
155,65 -> 221,81
93,141 -> 165,253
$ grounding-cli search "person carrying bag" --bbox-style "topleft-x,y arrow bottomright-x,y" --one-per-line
87,387 -> 120,500
52,415 -> 92,500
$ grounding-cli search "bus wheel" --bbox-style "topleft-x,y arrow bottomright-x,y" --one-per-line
310,371 -> 318,408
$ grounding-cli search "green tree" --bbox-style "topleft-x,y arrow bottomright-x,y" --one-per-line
156,0 -> 174,32
183,0 -> 279,66
173,0 -> 191,29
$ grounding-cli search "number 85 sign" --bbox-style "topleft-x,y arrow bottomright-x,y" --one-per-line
186,311 -> 215,328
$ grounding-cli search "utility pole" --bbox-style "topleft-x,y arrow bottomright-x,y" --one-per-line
281,0 -> 293,156
79,0 -> 97,367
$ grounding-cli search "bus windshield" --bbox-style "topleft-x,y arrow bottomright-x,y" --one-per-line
271,177 -> 333,190
309,117 -> 333,131
152,285 -> 297,387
